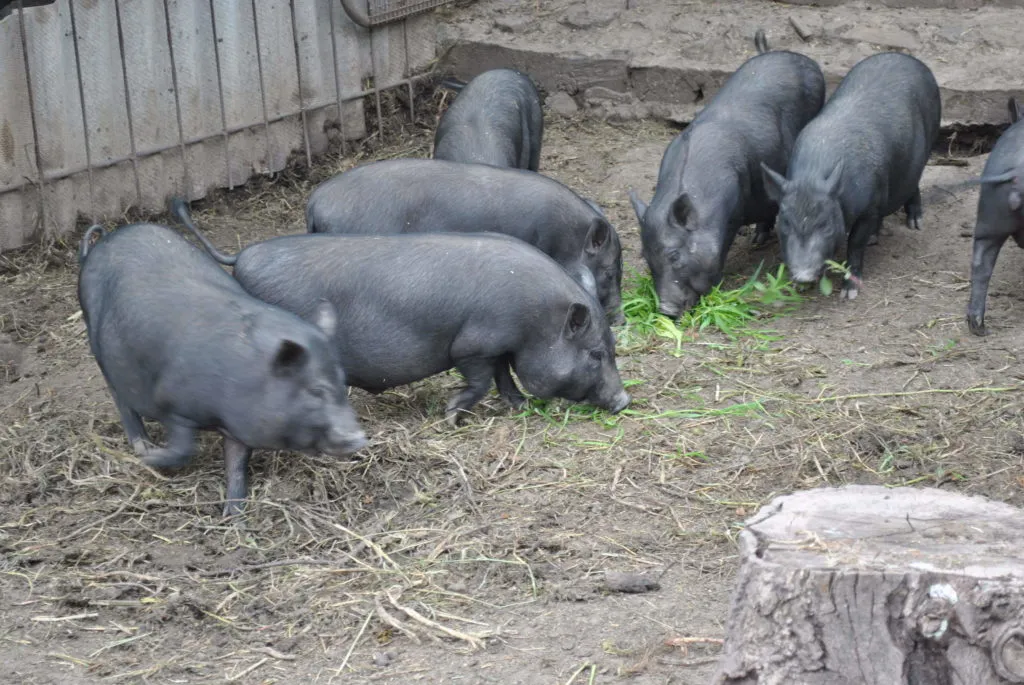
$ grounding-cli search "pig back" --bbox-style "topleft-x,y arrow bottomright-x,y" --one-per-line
232,232 -> 598,390
788,53 -> 941,218
694,50 -> 825,132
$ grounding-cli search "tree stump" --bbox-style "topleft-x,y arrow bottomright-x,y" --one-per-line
711,485 -> 1024,685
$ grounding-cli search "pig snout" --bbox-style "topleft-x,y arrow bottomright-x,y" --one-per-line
788,264 -> 824,285
604,291 -> 625,326
655,280 -> 699,320
321,409 -> 368,457
783,241 -> 827,284
608,389 -> 631,414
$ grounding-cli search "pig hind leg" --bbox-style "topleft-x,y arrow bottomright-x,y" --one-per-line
111,390 -> 153,457
494,355 -> 526,408
447,357 -> 500,426
140,420 -> 198,469
752,217 -> 775,248
904,188 -> 923,230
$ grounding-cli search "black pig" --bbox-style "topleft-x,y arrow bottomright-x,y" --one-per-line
966,97 -> 1024,335
305,159 -> 625,324
761,52 -> 941,299
172,201 -> 631,423
433,68 -> 544,172
77,223 -> 367,516
630,29 -> 825,318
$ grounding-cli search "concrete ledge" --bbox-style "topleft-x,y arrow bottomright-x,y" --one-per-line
775,0 -> 1023,8
439,0 -> 1024,128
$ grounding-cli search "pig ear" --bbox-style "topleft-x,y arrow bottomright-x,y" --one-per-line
824,160 -> 844,197
761,162 -> 788,203
272,340 -> 309,376
584,198 -> 606,218
671,194 -> 695,228
563,303 -> 592,340
628,189 -> 648,223
584,218 -> 611,255
313,299 -> 338,338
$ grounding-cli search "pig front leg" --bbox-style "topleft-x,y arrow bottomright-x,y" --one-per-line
841,213 -> 880,301
139,420 -> 197,469
904,187 -> 923,230
494,357 -> 526,409
446,357 -> 499,426
967,230 -> 1008,336
222,437 -> 252,517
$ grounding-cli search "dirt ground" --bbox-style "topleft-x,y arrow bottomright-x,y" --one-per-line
4,26 -> 1024,685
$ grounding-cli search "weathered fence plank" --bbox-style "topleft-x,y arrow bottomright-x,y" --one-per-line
0,8 -> 39,249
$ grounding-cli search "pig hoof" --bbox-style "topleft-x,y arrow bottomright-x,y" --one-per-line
141,448 -> 192,470
967,317 -> 989,337
222,500 -> 247,519
841,286 -> 859,301
867,234 -> 879,246
130,438 -> 151,457
501,394 -> 527,410
445,408 -> 469,427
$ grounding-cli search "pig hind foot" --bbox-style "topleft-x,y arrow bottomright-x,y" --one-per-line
446,358 -> 500,426
494,358 -> 526,409
112,392 -> 153,455
751,219 -> 775,248
139,421 -> 198,469
904,189 -> 923,230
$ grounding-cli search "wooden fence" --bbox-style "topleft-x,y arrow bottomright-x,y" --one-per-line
0,0 -> 444,251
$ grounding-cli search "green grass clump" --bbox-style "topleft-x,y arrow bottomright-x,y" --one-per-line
621,261 -> 804,344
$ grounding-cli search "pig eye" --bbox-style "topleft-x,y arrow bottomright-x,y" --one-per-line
667,249 -> 681,264
589,350 -> 604,362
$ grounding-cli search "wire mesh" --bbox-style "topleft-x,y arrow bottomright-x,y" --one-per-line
365,0 -> 450,26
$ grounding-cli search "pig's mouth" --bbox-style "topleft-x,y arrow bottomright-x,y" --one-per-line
789,266 -> 824,285
592,389 -> 631,414
657,287 -> 699,320
656,273 -> 712,320
322,431 -> 369,458
609,390 -> 631,414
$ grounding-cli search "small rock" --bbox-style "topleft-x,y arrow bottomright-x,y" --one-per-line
583,86 -> 634,105
494,15 -> 533,33
604,571 -> 660,594
373,651 -> 395,668
546,92 -> 579,117
0,337 -> 23,383
560,3 -> 620,30
936,24 -> 968,45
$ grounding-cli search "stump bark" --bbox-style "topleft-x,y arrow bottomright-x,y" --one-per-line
711,485 -> 1024,685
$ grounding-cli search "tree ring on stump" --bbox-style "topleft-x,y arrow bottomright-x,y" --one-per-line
992,626 -> 1024,682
